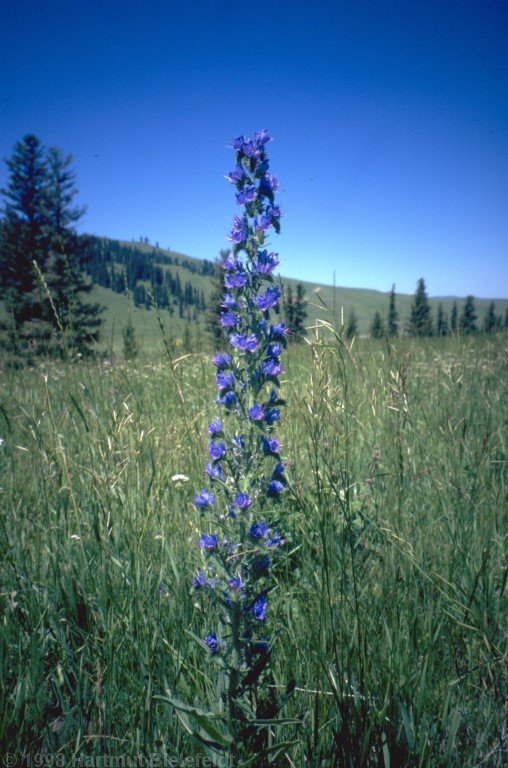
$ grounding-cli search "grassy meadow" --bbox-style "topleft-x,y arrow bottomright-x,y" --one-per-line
0,328 -> 506,765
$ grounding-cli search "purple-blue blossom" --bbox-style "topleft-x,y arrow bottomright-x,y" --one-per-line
234,492 -> 252,510
229,333 -> 259,353
209,441 -> 227,461
253,286 -> 281,312
194,489 -> 216,509
212,352 -> 232,369
252,250 -> 280,276
252,595 -> 268,621
199,533 -> 219,551
248,404 -> 265,422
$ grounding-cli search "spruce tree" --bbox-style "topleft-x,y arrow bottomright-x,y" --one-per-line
206,249 -> 229,345
459,295 -> 477,334
450,301 -> 458,333
345,307 -> 358,340
0,135 -> 50,354
408,278 -> 433,336
0,135 -> 102,359
292,283 -> 308,342
387,284 -> 398,337
436,303 -> 448,336
483,301 -> 497,334
43,147 -> 103,355
370,310 -> 385,339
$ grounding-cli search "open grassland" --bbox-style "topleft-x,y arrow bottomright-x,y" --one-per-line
0,332 -> 506,766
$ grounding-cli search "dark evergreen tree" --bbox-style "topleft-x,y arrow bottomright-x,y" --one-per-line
0,135 -> 50,353
0,136 -> 102,359
459,295 -> 477,334
370,310 -> 385,339
504,307 -> 508,331
43,147 -> 103,355
206,249 -> 229,345
387,284 -> 398,337
483,301 -> 497,334
450,301 -> 458,333
123,315 -> 138,360
292,283 -> 308,342
345,307 -> 358,340
408,278 -> 433,336
436,303 -> 448,336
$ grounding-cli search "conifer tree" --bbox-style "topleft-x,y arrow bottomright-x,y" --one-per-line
450,301 -> 458,333
0,135 -> 50,351
206,249 -> 230,345
292,283 -> 308,342
483,301 -> 497,334
370,310 -> 385,339
436,303 -> 448,336
387,284 -> 398,337
408,278 -> 433,336
0,135 -> 102,359
459,295 -> 477,334
345,307 -> 358,339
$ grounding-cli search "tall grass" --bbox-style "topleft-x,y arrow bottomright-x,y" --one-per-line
0,332 -> 506,765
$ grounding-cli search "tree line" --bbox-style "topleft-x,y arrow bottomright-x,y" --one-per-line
345,279 -> 507,340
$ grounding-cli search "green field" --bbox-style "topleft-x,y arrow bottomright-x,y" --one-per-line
0,331 -> 506,765
86,238 -> 508,355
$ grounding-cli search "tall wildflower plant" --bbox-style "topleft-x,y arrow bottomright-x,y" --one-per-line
160,132 -> 297,766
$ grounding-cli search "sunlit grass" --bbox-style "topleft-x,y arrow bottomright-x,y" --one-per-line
0,332 -> 506,765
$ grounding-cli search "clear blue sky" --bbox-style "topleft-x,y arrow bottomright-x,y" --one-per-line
1,0 -> 507,298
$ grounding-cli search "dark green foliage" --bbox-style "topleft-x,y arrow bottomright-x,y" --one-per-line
370,310 -> 384,338
284,283 -> 308,342
122,316 -> 138,359
436,303 -> 449,336
450,301 -> 458,333
459,295 -> 477,334
0,135 -> 103,361
483,301 -> 498,334
206,249 -> 229,345
408,278 -> 433,336
387,283 -> 398,337
345,307 -> 358,339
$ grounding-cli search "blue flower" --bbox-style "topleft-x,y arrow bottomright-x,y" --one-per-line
269,322 -> 289,341
229,215 -> 247,244
267,480 -> 285,496
265,408 -> 281,425
218,391 -> 238,409
212,352 -> 232,369
217,371 -> 235,391
229,333 -> 259,353
252,250 -> 280,276
225,272 -> 248,290
262,436 -> 281,456
234,492 -> 252,510
204,633 -> 220,653
228,575 -> 244,591
199,533 -> 219,551
250,521 -> 269,540
219,311 -> 238,328
221,294 -> 237,309
253,286 -> 281,312
236,185 -> 257,205
205,462 -> 225,481
259,173 -> 279,195
266,532 -> 285,548
209,441 -> 227,461
195,489 -> 216,509
193,571 -> 207,589
262,359 -> 284,377
252,595 -> 268,621
225,164 -> 245,184
208,418 -> 223,436
248,404 -> 265,422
